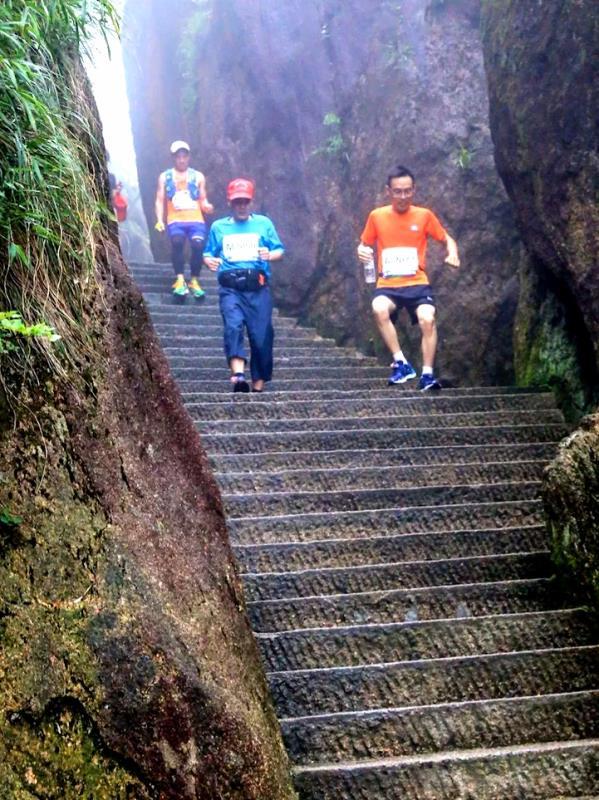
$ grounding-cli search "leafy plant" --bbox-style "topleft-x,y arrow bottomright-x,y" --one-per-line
0,0 -> 119,388
452,143 -> 475,170
312,112 -> 350,163
0,508 -> 22,528
0,311 -> 60,354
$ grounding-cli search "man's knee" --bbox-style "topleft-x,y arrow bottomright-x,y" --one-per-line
190,236 -> 204,251
417,305 -> 436,331
170,234 -> 185,250
372,297 -> 394,322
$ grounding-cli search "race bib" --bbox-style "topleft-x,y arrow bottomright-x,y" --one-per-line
172,190 -> 198,211
381,247 -> 419,277
223,233 -> 260,263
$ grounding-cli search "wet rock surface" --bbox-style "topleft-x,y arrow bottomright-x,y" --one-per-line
481,0 -> 599,416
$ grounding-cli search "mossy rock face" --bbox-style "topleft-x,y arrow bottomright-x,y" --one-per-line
481,0 -> 599,413
543,414 -> 599,610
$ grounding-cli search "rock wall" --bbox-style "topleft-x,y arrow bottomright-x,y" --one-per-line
543,414 -> 599,609
480,0 -> 599,609
124,0 -> 523,385
0,50 -> 294,800
481,0 -> 599,417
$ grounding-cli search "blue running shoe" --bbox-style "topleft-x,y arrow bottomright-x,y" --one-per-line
388,361 -> 417,385
419,373 -> 442,391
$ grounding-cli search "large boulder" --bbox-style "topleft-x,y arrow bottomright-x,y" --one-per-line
124,0 -> 523,385
481,0 -> 599,417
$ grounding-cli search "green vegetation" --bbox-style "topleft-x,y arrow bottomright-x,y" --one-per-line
0,0 -> 119,389
452,143 -> 475,170
0,311 -> 59,354
179,0 -> 213,116
312,112 -> 350,163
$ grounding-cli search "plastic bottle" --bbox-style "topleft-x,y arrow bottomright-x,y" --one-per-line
363,257 -> 376,284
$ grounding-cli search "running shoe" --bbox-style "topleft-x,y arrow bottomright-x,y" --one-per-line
231,373 -> 250,393
388,360 -> 417,385
172,276 -> 189,297
188,277 -> 206,300
419,373 -> 442,391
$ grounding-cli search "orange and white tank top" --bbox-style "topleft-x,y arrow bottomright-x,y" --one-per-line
165,170 -> 204,225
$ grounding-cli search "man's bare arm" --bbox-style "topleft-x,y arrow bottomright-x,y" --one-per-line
154,173 -> 166,230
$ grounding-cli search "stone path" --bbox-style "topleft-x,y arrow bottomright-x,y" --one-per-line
130,262 -> 599,799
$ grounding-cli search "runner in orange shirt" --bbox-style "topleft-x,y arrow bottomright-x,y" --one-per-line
358,165 -> 460,390
155,140 -> 213,299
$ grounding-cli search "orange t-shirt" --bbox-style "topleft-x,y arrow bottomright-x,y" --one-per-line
165,170 -> 205,225
360,204 -> 447,288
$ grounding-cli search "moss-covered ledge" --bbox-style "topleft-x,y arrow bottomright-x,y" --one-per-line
543,413 -> 599,610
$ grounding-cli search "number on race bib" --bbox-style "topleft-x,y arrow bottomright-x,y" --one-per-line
381,247 -> 419,277
172,190 -> 198,211
223,233 -> 260,262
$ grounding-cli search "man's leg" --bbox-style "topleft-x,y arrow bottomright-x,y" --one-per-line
188,235 -> 206,299
372,295 -> 401,357
169,233 -> 188,297
416,304 -> 437,369
372,294 -> 416,384
245,288 -> 274,391
219,288 -> 249,392
416,303 -> 441,390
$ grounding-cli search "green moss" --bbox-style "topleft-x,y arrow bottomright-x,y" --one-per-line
0,701 -> 149,799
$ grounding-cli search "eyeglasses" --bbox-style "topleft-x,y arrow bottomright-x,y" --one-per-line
390,188 -> 414,197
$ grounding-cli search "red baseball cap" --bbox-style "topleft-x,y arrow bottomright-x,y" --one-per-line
227,178 -> 255,201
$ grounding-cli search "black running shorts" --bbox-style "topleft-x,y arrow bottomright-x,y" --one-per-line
372,284 -> 436,325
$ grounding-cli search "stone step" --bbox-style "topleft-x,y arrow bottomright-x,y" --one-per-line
257,608 -> 596,672
282,690 -> 599,766
247,577 -> 563,632
161,341 -> 338,353
218,460 -> 546,496
225,481 -> 541,519
292,739 -> 599,800
211,442 -> 558,475
203,409 -> 564,435
242,551 -> 550,602
270,644 -> 599,719
228,499 -> 543,545
168,353 -> 378,370
174,365 -> 392,381
234,524 -> 547,573
203,423 -> 569,455
191,391 -> 557,420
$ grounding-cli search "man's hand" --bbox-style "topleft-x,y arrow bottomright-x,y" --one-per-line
204,256 -> 222,272
357,243 -> 374,264
444,236 -> 460,269
201,200 -> 214,215
258,247 -> 270,261
154,221 -> 165,233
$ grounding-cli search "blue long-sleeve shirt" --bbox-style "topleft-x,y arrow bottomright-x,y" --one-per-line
204,214 -> 284,279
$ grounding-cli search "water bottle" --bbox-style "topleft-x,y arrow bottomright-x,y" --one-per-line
363,257 -> 376,284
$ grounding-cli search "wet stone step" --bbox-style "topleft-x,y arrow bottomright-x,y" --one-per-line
179,381 -> 556,397
217,460 -> 546,496
257,608 -> 597,672
234,524 -> 548,573
190,392 -> 557,420
203,423 -> 569,455
241,551 -> 550,602
211,442 -> 557,474
282,690 -> 599,766
227,499 -> 544,545
248,577 -> 564,633
173,365 -> 390,381
292,740 -> 599,800
225,481 -> 542,519
168,354 -> 378,370
162,342 -> 338,353
199,409 -> 564,435
268,645 -> 599,719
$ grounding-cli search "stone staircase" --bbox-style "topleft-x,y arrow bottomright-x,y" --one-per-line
130,261 -> 599,800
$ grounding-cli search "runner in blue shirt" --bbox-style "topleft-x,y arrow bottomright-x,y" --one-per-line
204,178 -> 285,392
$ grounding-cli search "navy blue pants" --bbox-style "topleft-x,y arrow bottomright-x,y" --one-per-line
219,286 -> 274,382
